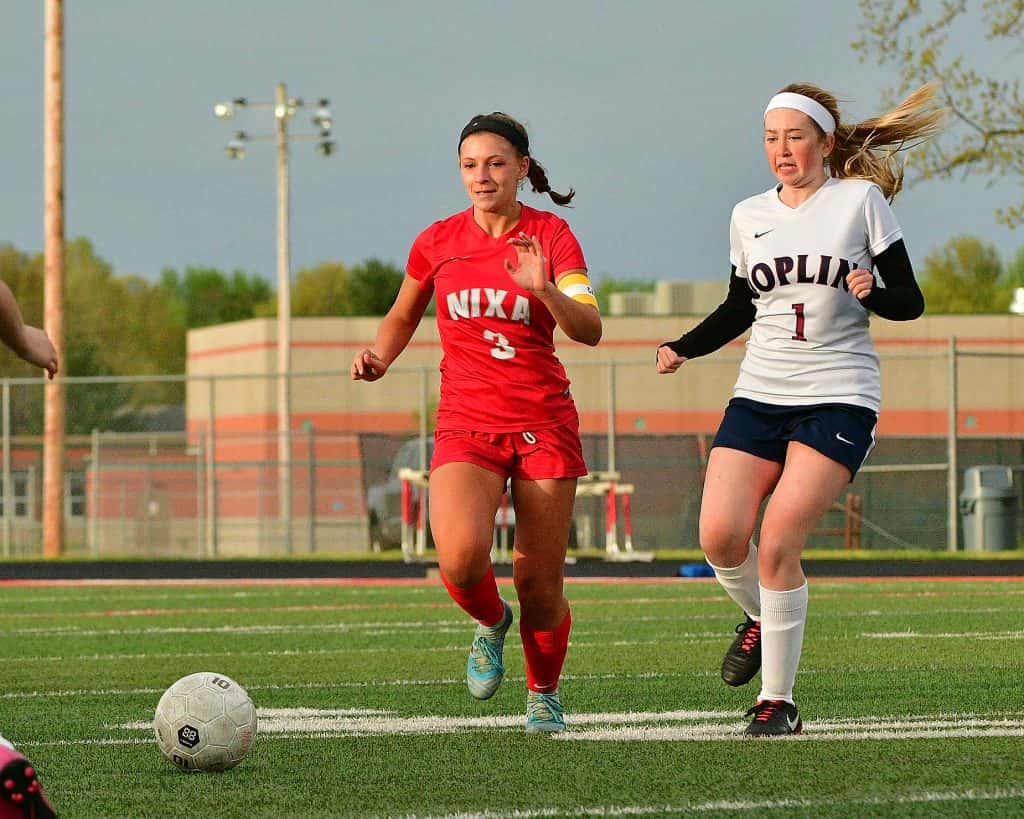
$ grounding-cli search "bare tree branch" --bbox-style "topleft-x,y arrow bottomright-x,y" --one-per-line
857,0 -> 1024,226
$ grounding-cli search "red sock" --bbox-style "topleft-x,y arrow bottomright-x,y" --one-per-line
440,565 -> 505,626
521,610 -> 572,693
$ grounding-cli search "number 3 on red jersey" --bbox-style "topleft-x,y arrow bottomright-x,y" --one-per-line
484,329 -> 515,360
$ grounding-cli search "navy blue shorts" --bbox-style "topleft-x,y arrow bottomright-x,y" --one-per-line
712,397 -> 878,480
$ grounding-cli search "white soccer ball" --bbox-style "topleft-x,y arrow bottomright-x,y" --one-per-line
153,672 -> 257,772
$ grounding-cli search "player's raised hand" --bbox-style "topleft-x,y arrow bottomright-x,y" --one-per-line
20,326 -> 58,379
846,268 -> 874,301
351,348 -> 388,382
505,233 -> 548,294
656,344 -> 687,374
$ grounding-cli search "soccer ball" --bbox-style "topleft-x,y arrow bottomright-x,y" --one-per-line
153,672 -> 257,772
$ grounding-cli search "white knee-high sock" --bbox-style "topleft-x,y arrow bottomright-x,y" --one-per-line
706,541 -> 760,619
757,582 -> 808,703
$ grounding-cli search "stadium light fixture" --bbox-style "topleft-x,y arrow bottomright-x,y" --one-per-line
312,99 -> 333,131
225,132 -> 248,160
211,82 -> 336,556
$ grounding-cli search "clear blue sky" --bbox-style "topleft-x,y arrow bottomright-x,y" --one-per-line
2,1 -> 1021,285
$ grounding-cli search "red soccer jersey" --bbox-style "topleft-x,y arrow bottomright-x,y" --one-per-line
406,204 -> 587,432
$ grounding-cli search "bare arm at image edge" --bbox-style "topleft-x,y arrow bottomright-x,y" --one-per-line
0,281 -> 58,378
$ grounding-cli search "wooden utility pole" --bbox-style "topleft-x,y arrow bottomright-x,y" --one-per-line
43,0 -> 65,557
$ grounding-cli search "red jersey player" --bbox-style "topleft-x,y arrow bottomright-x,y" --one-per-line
352,112 -> 601,732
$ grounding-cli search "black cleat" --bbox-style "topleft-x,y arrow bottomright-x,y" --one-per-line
0,745 -> 57,819
743,699 -> 802,737
721,616 -> 761,686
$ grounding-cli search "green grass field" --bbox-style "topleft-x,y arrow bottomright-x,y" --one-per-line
1,574 -> 1022,818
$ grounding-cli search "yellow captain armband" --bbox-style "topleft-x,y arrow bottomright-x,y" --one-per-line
557,271 -> 599,308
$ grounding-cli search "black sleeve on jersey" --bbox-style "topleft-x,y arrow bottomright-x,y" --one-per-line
861,239 -> 925,321
659,267 -> 755,359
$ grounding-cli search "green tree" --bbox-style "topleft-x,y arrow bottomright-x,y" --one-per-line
593,276 -> 656,314
290,262 -> 350,317
65,239 -> 184,431
1002,244 -> 1024,287
919,235 -> 1005,313
288,258 -> 403,317
998,243 -> 1024,309
348,258 -> 403,316
0,239 -> 188,433
160,266 -> 273,328
856,1 -> 1024,225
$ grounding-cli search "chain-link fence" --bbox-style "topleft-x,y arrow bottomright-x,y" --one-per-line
2,341 -> 1022,557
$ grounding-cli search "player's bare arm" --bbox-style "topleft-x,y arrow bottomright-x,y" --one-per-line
0,280 -> 58,379
351,274 -> 432,381
506,233 -> 602,346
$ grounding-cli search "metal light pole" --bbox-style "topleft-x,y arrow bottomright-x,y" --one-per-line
214,83 -> 334,553
273,83 -> 293,553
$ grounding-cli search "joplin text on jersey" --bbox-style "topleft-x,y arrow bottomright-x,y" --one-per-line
747,255 -> 854,294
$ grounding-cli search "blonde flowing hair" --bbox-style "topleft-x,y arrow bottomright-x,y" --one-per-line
780,82 -> 945,200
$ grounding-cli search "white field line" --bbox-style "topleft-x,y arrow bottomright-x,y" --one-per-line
0,618 -> 473,638
3,586 -> 1024,621
0,638 -> 705,665
7,621 -> 1024,666
2,583 -> 1023,628
6,623 -> 1024,666
393,786 -> 1024,818
0,671 -> 706,701
108,707 -> 1024,744
6,659 -> 1024,701
562,725 -> 1024,742
864,630 -> 1024,640
0,596 -> 723,620
5,605 -> 1024,640
0,586 -> 433,607
117,709 -> 738,735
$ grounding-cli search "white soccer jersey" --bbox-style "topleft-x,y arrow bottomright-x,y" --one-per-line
729,177 -> 903,413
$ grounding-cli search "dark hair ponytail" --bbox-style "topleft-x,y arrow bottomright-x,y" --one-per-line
527,157 -> 575,206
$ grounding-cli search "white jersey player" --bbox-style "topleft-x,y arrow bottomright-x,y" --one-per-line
729,177 -> 903,413
656,82 -> 943,736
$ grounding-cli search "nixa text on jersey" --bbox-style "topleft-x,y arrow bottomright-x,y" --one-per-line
446,288 -> 531,325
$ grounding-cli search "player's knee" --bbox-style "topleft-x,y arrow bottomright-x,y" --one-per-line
513,573 -> 562,617
437,549 -> 492,588
699,519 -> 749,567
756,543 -> 799,581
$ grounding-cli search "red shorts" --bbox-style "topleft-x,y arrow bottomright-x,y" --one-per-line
431,424 -> 588,480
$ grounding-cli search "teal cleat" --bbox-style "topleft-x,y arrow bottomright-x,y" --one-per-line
466,601 -> 513,700
525,690 -> 566,734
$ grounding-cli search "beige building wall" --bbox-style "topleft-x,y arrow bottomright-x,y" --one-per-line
187,312 -> 1024,437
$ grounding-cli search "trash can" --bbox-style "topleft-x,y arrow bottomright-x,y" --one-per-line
959,466 -> 1018,551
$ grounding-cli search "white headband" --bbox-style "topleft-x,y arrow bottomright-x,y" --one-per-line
764,92 -> 836,135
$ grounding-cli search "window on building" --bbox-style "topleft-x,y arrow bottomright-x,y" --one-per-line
0,473 -> 30,518
65,471 -> 86,518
